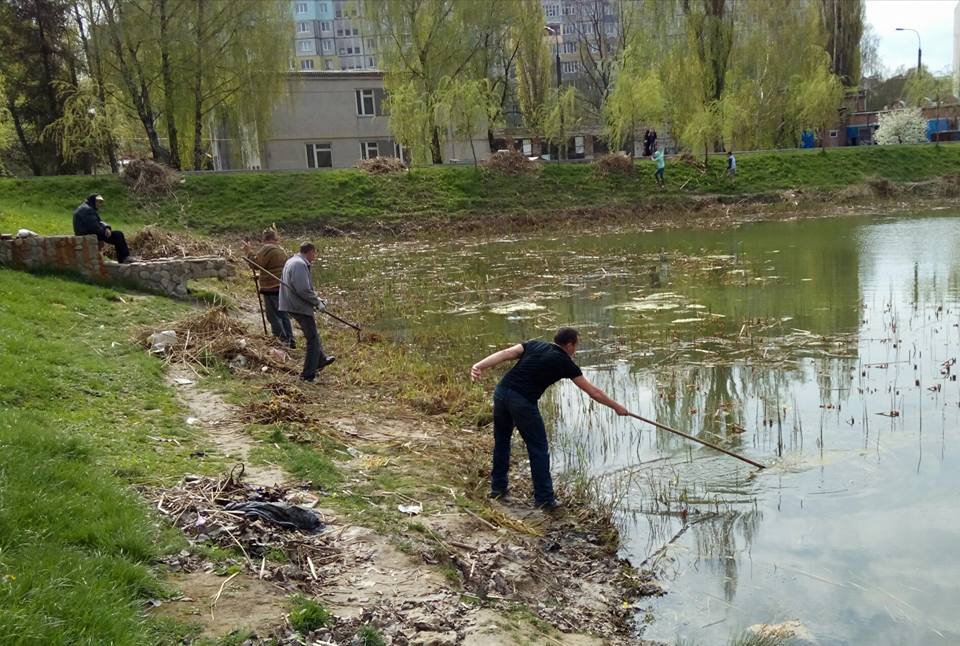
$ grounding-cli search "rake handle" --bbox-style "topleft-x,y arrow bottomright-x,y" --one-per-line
627,412 -> 766,470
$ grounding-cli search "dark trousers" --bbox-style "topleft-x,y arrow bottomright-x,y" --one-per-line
491,385 -> 555,505
100,229 -> 130,261
261,291 -> 293,344
289,312 -> 324,380
654,168 -> 664,185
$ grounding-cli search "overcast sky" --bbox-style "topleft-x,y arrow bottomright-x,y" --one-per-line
865,0 -> 956,75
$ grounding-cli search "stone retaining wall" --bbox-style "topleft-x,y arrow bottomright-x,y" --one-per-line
0,234 -> 233,297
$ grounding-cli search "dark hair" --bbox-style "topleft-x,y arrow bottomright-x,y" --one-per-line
299,242 -> 316,254
554,327 -> 579,346
263,228 -> 278,241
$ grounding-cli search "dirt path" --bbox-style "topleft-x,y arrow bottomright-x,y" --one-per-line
158,364 -> 626,644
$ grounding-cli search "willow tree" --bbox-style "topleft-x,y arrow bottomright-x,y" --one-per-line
602,44 -> 664,152
819,0 -> 863,86
434,77 -> 499,166
541,85 -> 581,160
513,0 -> 552,139
792,46 -> 844,149
41,79 -> 131,170
366,0 -> 500,164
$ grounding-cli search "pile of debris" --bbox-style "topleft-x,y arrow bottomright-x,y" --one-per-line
484,150 -> 538,176
677,151 -> 707,173
355,156 -> 407,174
127,225 -> 233,261
241,386 -> 309,425
594,152 -> 636,176
120,157 -> 180,197
149,467 -> 344,590
143,307 -> 294,374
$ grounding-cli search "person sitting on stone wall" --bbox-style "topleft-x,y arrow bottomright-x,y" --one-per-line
73,194 -> 134,263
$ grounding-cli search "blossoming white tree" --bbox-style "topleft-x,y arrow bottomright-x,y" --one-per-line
875,107 -> 928,145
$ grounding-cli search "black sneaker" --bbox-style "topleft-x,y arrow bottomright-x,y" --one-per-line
318,355 -> 336,372
488,490 -> 508,501
536,499 -> 563,512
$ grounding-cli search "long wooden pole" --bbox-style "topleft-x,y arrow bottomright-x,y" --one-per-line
250,266 -> 267,335
627,412 -> 766,470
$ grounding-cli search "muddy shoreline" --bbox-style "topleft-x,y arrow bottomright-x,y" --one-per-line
276,178 -> 960,241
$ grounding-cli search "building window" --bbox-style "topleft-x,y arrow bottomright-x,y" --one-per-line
522,139 -> 532,155
306,143 -> 332,168
356,89 -> 376,116
561,61 -> 579,74
829,130 -> 838,138
298,40 -> 312,53
367,57 -> 375,67
360,141 -> 379,160
574,135 -> 584,155
319,21 -> 330,31
336,28 -> 343,36
335,8 -> 342,18
338,47 -> 345,55
605,22 -> 616,35
319,2 -> 328,11
321,39 -> 332,52
562,3 -> 576,15
323,59 -> 332,70
545,4 -> 558,17
300,59 -> 314,70
562,41 -> 576,54
297,22 -> 308,33
295,2 -> 308,14
353,27 -> 359,35
367,38 -> 375,48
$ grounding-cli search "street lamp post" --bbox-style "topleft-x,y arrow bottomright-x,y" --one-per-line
896,27 -> 922,77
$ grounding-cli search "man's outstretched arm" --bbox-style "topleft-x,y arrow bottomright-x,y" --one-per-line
572,375 -> 629,416
470,344 -> 524,381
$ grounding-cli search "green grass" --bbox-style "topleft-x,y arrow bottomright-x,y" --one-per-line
0,268 -> 219,644
3,144 -> 960,235
355,624 -> 386,646
288,595 -> 332,633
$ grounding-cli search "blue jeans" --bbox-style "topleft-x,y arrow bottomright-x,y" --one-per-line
289,312 -> 324,380
261,291 -> 293,344
491,385 -> 555,505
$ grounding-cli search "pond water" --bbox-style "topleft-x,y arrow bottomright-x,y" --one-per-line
323,211 -> 960,644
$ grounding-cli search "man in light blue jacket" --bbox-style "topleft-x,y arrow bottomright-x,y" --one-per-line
279,242 -> 335,382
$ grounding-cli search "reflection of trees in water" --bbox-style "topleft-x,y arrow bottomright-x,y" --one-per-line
690,508 -> 763,603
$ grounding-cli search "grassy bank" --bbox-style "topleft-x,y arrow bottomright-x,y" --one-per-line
2,144 -> 959,235
0,270 -> 212,643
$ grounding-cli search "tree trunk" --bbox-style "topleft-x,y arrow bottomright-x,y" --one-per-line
158,0 -> 181,168
32,0 -> 65,172
103,0 -> 164,161
192,0 -> 206,170
431,126 -> 443,165
73,0 -> 118,173
7,100 -> 41,176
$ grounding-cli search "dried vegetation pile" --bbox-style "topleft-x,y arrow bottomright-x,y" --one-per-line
120,157 -> 180,197
484,149 -> 538,176
355,156 -> 407,174
594,152 -> 636,176
128,224 -> 231,260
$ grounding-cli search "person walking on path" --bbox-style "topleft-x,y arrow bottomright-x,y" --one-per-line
652,148 -> 665,188
72,194 -> 134,263
727,151 -> 737,180
470,327 -> 629,510
253,229 -> 294,348
279,242 -> 335,382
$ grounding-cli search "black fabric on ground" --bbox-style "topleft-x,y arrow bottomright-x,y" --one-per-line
224,501 -> 324,533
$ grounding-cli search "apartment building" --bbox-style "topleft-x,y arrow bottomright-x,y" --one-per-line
261,72 -> 490,170
291,0 -> 377,72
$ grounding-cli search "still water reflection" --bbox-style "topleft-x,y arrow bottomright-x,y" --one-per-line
332,213 -> 960,644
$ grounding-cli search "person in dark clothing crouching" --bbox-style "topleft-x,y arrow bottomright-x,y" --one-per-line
470,327 -> 629,510
73,194 -> 133,263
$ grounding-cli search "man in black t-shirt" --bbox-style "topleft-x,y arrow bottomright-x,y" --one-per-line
470,327 -> 629,510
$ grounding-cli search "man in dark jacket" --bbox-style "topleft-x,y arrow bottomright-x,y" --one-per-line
470,327 -> 629,510
73,194 -> 133,263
